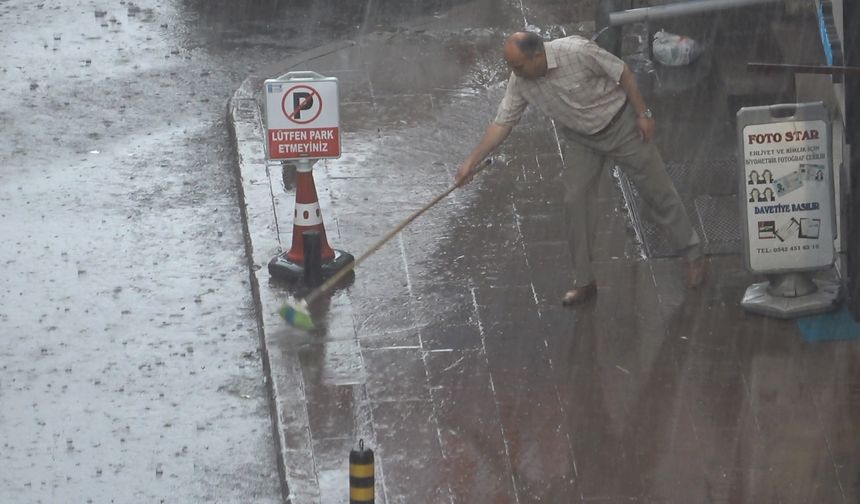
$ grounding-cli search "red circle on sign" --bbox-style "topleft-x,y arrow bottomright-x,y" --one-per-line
282,85 -> 323,124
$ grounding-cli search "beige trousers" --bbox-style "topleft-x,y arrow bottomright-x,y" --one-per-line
560,102 -> 702,287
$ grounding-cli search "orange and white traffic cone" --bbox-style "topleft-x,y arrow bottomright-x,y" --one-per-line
268,160 -> 354,283
286,165 -> 335,264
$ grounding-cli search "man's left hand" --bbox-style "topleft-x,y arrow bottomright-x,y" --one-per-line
637,117 -> 655,142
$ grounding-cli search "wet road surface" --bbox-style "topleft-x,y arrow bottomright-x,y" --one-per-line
231,2 -> 860,503
0,0 -> 292,501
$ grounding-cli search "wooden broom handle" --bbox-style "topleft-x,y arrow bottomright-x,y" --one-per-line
304,158 -> 492,305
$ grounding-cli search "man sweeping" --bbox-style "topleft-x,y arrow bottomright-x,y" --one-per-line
456,31 -> 706,306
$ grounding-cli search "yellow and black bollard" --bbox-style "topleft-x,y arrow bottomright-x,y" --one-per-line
349,439 -> 374,504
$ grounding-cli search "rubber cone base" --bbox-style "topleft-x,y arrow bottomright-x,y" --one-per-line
268,249 -> 355,282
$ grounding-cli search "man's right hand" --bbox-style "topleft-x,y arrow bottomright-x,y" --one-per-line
454,161 -> 477,187
454,122 -> 512,187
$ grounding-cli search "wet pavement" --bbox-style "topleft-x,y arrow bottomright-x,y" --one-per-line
229,1 -> 860,503
228,2 -> 860,503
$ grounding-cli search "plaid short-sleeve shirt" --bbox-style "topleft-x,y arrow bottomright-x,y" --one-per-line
493,35 -> 627,135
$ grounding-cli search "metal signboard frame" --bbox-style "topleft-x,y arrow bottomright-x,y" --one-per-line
264,71 -> 341,161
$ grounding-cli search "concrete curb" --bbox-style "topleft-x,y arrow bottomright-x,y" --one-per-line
226,38 -> 359,504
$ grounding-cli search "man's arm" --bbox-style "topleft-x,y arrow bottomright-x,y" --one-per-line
455,122 -> 513,186
618,63 -> 655,142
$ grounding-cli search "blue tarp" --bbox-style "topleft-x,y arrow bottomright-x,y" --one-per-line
797,305 -> 860,342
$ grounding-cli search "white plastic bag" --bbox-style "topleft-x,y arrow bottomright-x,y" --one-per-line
652,29 -> 703,66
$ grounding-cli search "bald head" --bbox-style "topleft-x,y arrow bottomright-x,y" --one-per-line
505,31 -> 545,59
503,31 -> 547,79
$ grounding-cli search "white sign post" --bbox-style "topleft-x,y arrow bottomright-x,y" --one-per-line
264,71 -> 340,161
738,102 -> 840,317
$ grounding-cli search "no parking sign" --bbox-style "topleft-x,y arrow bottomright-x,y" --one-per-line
264,71 -> 340,160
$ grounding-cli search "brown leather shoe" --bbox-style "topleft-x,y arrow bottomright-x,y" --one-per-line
687,256 -> 706,288
561,283 -> 597,306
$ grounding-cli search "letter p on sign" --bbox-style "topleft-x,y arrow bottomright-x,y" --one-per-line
292,92 -> 314,120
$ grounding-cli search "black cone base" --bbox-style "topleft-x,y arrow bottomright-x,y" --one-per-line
268,249 -> 355,283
